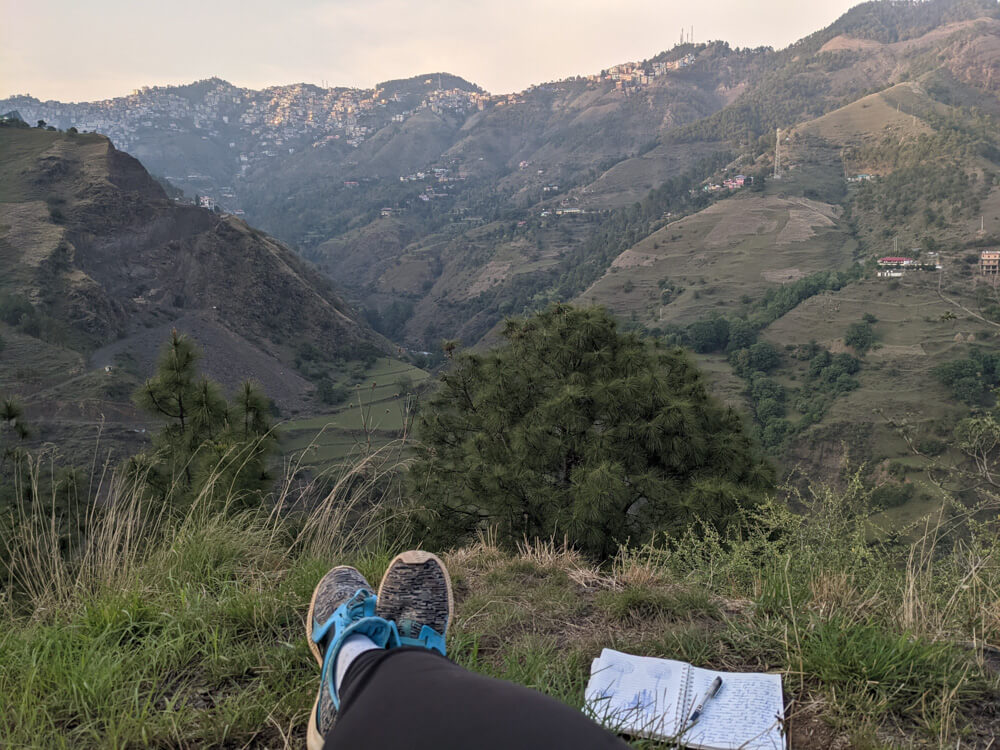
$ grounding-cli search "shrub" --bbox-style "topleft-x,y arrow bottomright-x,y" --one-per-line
317,377 -> 349,405
0,295 -> 34,327
844,320 -> 875,354
870,482 -> 915,508
916,437 -> 945,456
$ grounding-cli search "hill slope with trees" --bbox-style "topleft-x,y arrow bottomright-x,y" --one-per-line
0,124 -> 389,465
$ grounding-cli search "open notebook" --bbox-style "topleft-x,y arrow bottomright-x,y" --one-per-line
584,649 -> 785,750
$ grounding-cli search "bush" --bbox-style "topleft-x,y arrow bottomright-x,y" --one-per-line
916,437 -> 945,456
409,304 -> 773,558
934,348 -> 1000,405
0,295 -> 34,327
844,320 -> 875,354
317,377 -> 349,405
870,482 -> 915,508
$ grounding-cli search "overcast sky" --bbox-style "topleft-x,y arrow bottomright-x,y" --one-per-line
2,0 -> 861,102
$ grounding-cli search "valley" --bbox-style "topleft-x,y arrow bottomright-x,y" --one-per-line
3,0 -> 1000,511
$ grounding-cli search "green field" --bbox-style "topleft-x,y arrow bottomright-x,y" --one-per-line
280,357 -> 431,466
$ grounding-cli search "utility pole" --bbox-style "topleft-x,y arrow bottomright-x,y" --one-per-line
773,128 -> 781,179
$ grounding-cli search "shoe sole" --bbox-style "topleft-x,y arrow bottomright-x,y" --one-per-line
307,692 -> 325,750
376,550 -> 454,638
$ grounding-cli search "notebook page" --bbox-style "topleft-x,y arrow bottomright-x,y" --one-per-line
584,649 -> 689,739
680,666 -> 785,750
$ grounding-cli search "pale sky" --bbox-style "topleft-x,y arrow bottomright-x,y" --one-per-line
1,0 -> 861,102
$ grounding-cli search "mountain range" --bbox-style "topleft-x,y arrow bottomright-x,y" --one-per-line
4,0 -> 1000,495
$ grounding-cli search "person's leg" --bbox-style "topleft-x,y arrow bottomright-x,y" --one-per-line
326,647 -> 630,749
305,566 -> 399,750
316,551 -> 629,750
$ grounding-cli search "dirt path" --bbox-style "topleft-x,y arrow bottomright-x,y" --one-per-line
937,269 -> 1000,329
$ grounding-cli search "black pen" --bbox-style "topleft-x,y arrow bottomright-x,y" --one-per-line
686,676 -> 723,728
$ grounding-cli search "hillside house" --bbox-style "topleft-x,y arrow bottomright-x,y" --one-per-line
877,257 -> 915,268
980,250 -> 1000,275
877,256 -> 913,278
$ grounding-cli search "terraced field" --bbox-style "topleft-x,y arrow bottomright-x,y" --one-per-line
280,357 -> 431,467
581,191 -> 857,328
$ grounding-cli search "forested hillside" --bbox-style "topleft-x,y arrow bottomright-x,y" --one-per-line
5,0 -> 1000,519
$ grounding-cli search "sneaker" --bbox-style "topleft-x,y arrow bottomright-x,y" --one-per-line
306,566 -> 397,750
375,550 -> 454,656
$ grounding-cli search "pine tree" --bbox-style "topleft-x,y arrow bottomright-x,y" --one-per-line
133,331 -> 277,504
409,304 -> 773,558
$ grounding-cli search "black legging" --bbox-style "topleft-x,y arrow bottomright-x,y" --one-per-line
324,647 -> 630,749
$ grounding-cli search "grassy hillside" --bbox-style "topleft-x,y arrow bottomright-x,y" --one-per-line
566,60 -> 1000,517
581,193 -> 855,327
2,458 -> 997,748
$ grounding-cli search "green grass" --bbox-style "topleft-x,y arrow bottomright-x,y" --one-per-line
280,357 -> 430,468
1,460 -> 997,748
798,618 -> 988,720
597,586 -> 720,623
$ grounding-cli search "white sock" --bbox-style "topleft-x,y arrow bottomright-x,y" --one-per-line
335,633 -> 380,693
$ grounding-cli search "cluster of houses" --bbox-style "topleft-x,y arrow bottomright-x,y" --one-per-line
582,53 -> 697,93
540,207 -> 585,217
876,255 -> 942,277
399,167 -> 462,184
874,251 -> 1000,278
702,175 -> 751,193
